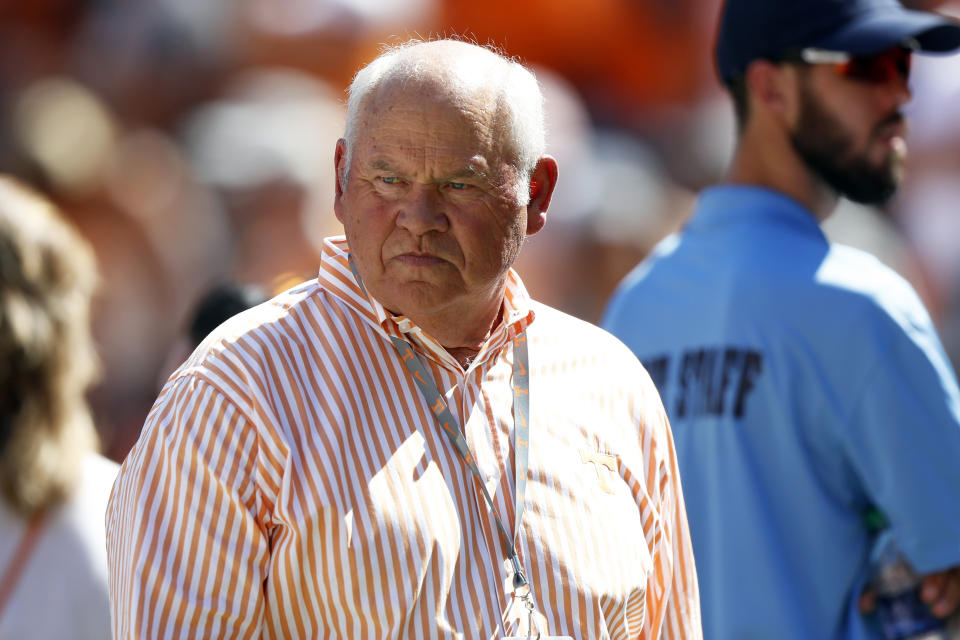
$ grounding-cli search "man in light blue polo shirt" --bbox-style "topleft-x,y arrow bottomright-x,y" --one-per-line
603,0 -> 960,637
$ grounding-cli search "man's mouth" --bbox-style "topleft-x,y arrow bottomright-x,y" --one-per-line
874,112 -> 907,144
395,252 -> 446,266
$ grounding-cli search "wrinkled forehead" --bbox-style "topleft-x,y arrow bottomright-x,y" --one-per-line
363,68 -> 501,122
357,75 -> 509,154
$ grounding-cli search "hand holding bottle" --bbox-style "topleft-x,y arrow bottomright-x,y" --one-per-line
859,508 -> 960,640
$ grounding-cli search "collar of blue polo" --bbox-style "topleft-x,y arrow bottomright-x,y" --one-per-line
688,184 -> 827,242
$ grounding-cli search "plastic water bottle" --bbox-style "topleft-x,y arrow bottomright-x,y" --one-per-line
866,509 -> 946,640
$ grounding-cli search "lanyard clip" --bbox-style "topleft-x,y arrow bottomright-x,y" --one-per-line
510,555 -> 531,598
505,555 -> 544,640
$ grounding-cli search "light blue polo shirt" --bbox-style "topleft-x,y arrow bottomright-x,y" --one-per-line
603,185 -> 960,639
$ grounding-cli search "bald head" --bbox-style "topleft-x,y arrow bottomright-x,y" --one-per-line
341,39 -> 546,203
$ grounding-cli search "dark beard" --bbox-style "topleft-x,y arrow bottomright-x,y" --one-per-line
790,82 -> 903,206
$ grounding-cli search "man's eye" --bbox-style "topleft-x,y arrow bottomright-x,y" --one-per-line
448,182 -> 468,190
380,176 -> 400,185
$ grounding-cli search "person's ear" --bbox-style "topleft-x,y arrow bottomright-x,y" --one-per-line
525,156 -> 558,236
334,138 -> 347,224
745,59 -> 798,125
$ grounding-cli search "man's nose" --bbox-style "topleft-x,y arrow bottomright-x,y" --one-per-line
395,185 -> 449,235
886,69 -> 912,108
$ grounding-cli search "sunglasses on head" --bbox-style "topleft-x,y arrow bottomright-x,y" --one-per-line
781,44 -> 913,84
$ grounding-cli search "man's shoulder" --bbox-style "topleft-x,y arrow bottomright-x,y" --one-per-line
604,235 -> 940,387
530,300 -> 619,339
818,243 -> 932,328
528,301 -> 646,372
175,277 -> 370,385
820,242 -> 913,294
526,302 -> 663,426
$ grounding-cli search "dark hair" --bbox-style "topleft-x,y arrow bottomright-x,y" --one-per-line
188,283 -> 267,347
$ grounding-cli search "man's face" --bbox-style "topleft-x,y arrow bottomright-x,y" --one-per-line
334,81 -> 530,322
789,63 -> 910,205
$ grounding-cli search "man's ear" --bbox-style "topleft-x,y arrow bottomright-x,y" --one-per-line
333,138 -> 347,224
526,156 -> 558,236
745,60 -> 797,125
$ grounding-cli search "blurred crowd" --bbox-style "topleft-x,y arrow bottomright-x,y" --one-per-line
1,0 -> 959,463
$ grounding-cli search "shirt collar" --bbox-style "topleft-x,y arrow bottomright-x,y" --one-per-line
689,184 -> 827,243
316,236 -> 535,361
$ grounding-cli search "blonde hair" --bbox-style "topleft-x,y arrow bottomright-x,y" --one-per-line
0,176 -> 99,516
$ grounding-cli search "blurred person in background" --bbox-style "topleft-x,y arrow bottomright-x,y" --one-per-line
8,75 -> 236,462
106,38 -> 701,639
180,67 -> 346,288
604,0 -> 960,638
157,281 -> 269,385
184,283 -> 270,351
0,176 -> 118,638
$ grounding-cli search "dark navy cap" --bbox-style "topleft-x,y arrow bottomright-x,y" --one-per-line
716,0 -> 960,84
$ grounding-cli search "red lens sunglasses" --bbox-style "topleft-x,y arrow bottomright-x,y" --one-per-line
785,44 -> 913,84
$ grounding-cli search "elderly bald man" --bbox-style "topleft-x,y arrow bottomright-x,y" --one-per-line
107,39 -> 701,640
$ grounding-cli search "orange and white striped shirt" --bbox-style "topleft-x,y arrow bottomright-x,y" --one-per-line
106,236 -> 701,639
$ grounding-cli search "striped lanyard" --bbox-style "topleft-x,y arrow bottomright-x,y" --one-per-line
348,258 -> 535,606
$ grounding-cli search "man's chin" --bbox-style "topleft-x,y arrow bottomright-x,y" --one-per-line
377,280 -> 462,317
825,153 -> 902,206
840,174 -> 899,206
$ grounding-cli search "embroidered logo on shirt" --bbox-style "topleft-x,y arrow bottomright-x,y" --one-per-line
580,449 -> 618,494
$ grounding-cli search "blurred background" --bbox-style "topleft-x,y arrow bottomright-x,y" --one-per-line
1,0 -> 958,462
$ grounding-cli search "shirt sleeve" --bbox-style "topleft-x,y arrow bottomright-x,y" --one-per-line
842,315 -> 960,574
642,381 -> 703,640
106,374 -> 272,639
